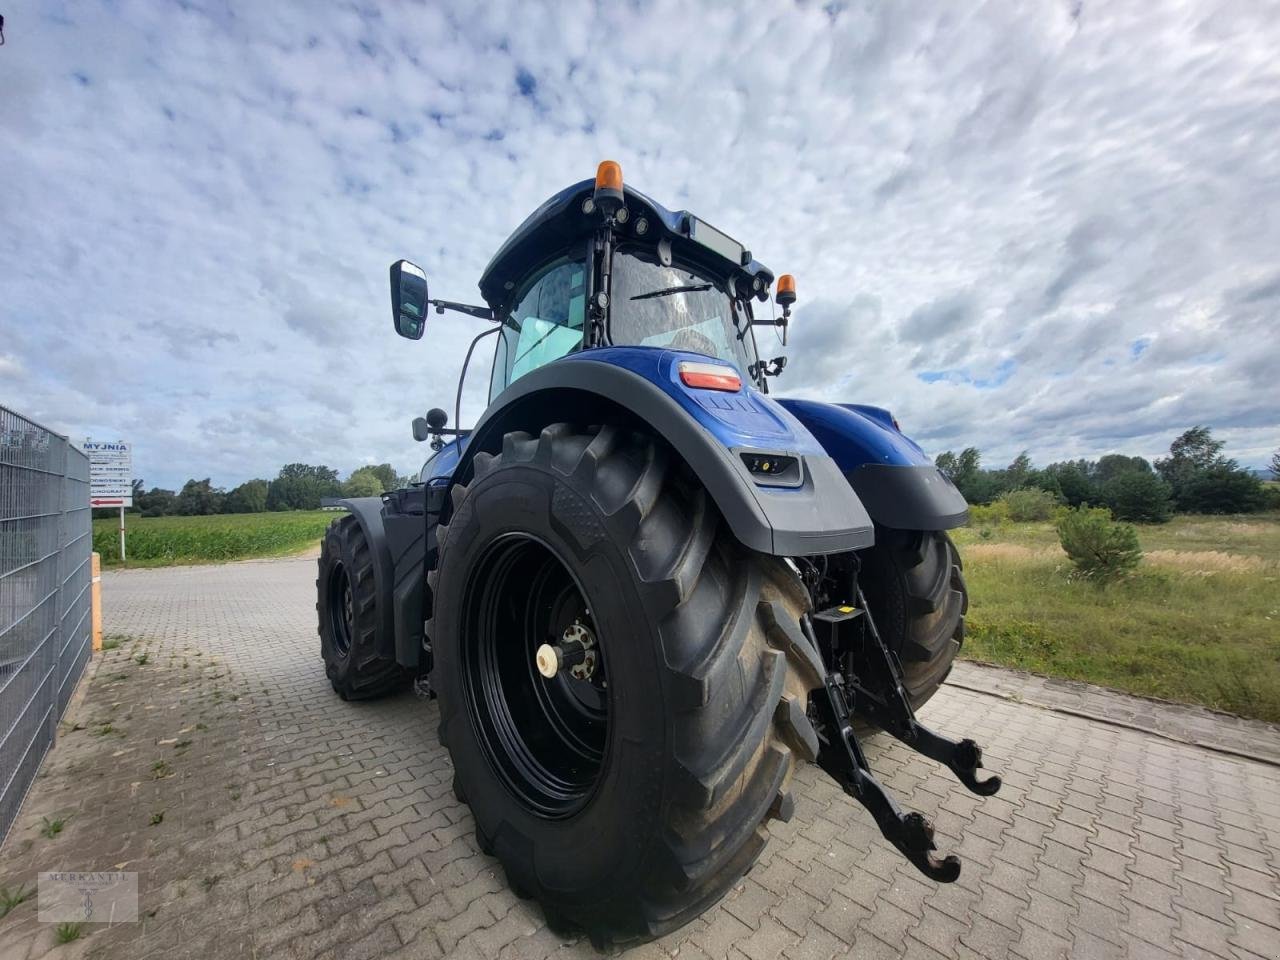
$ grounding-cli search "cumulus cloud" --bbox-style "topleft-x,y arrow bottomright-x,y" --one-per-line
899,292 -> 979,344
1,0 -> 1278,489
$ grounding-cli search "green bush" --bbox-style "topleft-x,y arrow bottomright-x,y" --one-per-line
1056,506 -> 1143,584
1261,484 -> 1280,511
999,488 -> 1058,522
967,501 -> 1009,526
1101,470 -> 1172,523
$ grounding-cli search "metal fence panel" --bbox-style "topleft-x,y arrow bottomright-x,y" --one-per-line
0,405 -> 92,844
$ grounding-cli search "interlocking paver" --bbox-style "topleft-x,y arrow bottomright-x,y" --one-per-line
735,915 -> 800,960
768,887 -> 823,935
0,555 -> 1276,960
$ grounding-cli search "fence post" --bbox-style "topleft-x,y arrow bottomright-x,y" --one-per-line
48,436 -> 68,751
92,552 -> 102,652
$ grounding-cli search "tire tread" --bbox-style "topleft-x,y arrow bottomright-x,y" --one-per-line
434,423 -> 820,947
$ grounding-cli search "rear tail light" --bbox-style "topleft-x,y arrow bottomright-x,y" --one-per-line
678,361 -> 742,392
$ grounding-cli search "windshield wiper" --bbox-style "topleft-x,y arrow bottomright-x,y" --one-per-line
629,284 -> 713,301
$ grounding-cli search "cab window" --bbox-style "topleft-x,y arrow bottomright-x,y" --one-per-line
490,257 -> 587,402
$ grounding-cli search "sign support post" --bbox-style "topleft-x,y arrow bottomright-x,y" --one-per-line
81,440 -> 133,563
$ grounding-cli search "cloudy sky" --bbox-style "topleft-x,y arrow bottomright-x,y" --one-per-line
2,0 -> 1278,491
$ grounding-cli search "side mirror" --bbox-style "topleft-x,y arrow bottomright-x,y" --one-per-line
390,260 -> 429,340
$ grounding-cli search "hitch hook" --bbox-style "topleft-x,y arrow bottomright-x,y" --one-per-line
813,672 -> 962,883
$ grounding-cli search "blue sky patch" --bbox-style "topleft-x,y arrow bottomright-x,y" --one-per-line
917,359 -> 1016,389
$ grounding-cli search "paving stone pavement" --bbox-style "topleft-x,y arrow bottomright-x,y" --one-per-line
1,556 -> 1278,960
946,662 -> 1280,767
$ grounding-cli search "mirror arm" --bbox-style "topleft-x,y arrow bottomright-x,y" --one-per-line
750,306 -> 790,328
456,326 -> 502,439
430,299 -> 496,321
427,428 -> 470,452
749,303 -> 792,346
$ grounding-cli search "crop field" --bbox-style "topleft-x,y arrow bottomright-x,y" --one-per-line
952,513 -> 1280,722
93,510 -> 335,568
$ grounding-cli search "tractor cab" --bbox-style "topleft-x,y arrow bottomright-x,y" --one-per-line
390,161 -> 794,442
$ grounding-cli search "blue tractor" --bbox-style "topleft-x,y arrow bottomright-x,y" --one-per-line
317,162 -> 999,948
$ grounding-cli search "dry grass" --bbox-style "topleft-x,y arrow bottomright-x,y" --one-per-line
963,543 -> 1062,563
1144,550 -> 1276,575
958,539 -> 1277,575
952,513 -> 1280,721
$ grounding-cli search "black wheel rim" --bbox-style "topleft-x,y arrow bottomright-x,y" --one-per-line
461,533 -> 610,818
328,561 -> 354,657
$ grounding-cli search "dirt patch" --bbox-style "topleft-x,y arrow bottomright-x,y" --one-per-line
0,638 -> 260,957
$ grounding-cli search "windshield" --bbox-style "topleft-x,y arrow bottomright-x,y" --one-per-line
609,247 -> 759,376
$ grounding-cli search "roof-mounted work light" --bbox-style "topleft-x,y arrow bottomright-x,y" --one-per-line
592,160 -> 624,215
776,274 -> 796,308
774,274 -> 796,346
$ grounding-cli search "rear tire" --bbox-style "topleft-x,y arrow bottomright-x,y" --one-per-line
317,515 -> 411,700
428,424 -> 822,947
857,528 -> 967,708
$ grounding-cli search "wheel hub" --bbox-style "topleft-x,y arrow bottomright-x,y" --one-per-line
461,534 -> 610,818
535,620 -> 598,681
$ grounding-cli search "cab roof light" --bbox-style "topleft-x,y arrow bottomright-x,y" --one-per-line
776,274 -> 796,306
595,160 -> 622,192
678,360 -> 742,392
593,160 -> 624,212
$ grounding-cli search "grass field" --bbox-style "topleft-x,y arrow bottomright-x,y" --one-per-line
94,511 -> 335,568
952,513 -> 1280,722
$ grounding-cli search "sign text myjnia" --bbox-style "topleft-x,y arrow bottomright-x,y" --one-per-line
81,440 -> 133,508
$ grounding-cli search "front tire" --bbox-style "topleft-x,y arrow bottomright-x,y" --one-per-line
428,424 -> 823,948
317,515 -> 411,700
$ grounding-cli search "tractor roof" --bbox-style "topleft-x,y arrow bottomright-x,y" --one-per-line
477,177 -> 775,307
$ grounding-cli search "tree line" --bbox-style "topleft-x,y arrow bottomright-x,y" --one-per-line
935,426 -> 1279,523
103,425 -> 1278,522
109,463 -> 413,518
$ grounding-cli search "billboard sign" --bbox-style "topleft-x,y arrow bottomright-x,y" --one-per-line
81,440 -> 133,508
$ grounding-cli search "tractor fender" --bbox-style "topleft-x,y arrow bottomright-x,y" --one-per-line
451,351 -> 874,556
775,399 -> 969,531
333,487 -> 435,668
